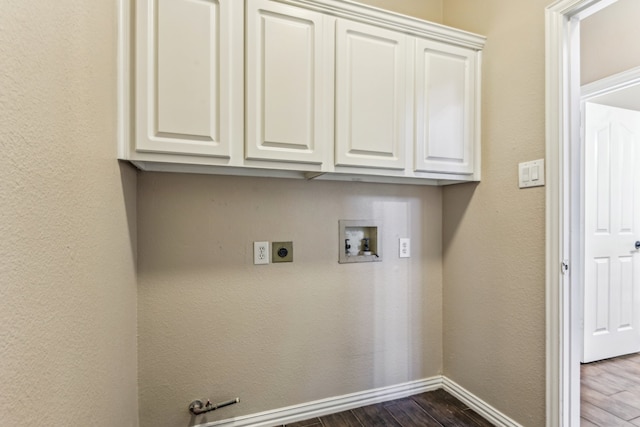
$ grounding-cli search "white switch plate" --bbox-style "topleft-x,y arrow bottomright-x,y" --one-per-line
399,238 -> 410,258
519,159 -> 545,188
254,241 -> 269,265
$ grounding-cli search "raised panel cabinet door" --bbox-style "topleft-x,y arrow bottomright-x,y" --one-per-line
335,19 -> 408,170
414,38 -> 477,175
135,0 -> 242,157
246,0 -> 328,164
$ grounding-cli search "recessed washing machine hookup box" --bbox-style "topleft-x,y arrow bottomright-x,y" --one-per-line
339,220 -> 382,264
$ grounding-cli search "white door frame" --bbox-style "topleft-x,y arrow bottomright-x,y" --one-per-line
545,0 -> 620,426
582,67 -> 640,102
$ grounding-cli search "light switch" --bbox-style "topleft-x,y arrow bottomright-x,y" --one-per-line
519,159 -> 545,188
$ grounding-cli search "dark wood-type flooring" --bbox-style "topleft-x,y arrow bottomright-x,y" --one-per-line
581,352 -> 640,426
273,353 -> 640,427
282,389 -> 493,427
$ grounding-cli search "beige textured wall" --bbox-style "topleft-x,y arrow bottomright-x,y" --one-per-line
581,0 -> 640,85
0,2 -> 139,426
353,0 -> 442,22
441,1 -> 547,425
137,174 -> 442,426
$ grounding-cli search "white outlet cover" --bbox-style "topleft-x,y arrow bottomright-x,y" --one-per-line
253,241 -> 269,265
399,238 -> 410,258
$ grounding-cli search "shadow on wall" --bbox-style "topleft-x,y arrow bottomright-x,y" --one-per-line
119,160 -> 138,269
442,182 -> 479,257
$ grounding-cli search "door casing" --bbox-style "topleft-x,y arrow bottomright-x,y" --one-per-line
545,0 -> 622,426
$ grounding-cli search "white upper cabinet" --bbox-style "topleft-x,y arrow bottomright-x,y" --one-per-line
246,0 -> 329,164
132,0 -> 243,159
414,38 -> 478,176
334,19 -> 408,170
120,0 -> 485,184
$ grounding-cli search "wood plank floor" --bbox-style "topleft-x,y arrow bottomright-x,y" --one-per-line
581,352 -> 640,426
282,389 -> 493,427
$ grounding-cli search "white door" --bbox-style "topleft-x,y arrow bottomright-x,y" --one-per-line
414,38 -> 476,175
334,19 -> 408,170
245,0 -> 329,164
582,102 -> 640,363
135,0 -> 242,157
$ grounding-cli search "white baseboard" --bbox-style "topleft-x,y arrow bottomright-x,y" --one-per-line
197,375 -> 523,427
196,377 -> 442,427
442,377 -> 523,427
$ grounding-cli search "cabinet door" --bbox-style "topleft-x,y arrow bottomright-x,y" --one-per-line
135,0 -> 242,157
414,39 -> 477,175
335,19 -> 408,170
246,0 -> 329,164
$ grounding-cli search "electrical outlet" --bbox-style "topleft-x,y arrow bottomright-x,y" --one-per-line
399,238 -> 410,258
272,241 -> 293,263
254,241 -> 269,265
